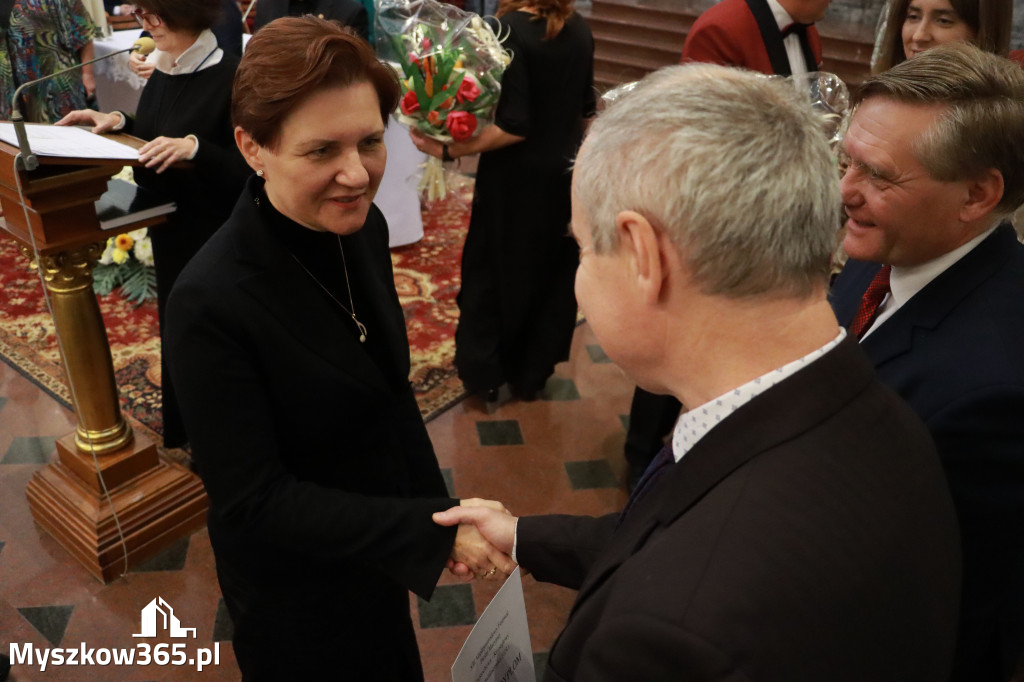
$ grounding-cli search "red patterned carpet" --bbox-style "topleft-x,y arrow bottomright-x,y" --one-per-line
0,187 -> 471,439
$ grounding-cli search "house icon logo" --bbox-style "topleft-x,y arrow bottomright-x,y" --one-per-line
133,597 -> 197,638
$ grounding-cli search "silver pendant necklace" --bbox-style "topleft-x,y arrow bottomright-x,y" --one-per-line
289,235 -> 368,343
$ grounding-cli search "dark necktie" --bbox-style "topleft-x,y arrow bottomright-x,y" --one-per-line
619,443 -> 675,524
849,265 -> 892,338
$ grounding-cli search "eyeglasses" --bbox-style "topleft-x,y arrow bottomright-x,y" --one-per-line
131,8 -> 162,27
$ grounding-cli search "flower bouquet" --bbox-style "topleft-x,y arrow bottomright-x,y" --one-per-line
92,228 -> 157,306
376,0 -> 511,200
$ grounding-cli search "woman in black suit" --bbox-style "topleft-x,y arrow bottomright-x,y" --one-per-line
163,18 -> 513,681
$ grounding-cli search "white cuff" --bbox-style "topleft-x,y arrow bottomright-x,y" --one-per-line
111,111 -> 126,131
511,518 -> 519,564
185,134 -> 199,160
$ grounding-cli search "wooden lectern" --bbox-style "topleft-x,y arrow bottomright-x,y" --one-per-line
0,134 -> 207,583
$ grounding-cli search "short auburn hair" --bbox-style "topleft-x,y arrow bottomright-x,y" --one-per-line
232,16 -> 400,149
134,0 -> 222,34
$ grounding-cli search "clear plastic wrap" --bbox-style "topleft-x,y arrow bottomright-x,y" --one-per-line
601,71 -> 850,151
376,0 -> 512,200
787,71 -> 850,151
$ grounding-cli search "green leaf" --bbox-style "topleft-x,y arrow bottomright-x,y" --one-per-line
119,264 -> 157,307
429,71 -> 465,111
92,265 -> 121,296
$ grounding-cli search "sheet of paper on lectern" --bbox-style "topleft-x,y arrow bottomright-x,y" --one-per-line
0,122 -> 139,161
452,567 -> 535,682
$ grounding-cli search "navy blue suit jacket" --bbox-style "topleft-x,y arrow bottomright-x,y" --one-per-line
831,224 -> 1024,681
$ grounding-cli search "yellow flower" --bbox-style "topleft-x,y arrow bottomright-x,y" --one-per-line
115,233 -> 134,251
111,247 -> 129,265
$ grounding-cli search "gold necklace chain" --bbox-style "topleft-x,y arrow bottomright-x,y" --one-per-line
288,234 -> 367,343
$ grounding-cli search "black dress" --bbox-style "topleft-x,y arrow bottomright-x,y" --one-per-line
455,10 -> 596,396
123,49 -> 248,447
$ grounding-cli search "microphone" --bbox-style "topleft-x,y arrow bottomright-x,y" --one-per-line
11,37 -> 157,171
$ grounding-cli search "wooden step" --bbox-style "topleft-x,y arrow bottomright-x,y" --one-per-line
589,0 -> 695,34
592,32 -> 683,65
589,21 -> 686,55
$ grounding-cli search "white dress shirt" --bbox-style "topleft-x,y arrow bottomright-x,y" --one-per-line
862,226 -> 998,339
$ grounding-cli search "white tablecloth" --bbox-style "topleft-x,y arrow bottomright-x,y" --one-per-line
93,29 -> 147,114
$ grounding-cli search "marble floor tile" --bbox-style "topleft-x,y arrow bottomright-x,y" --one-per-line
0,322 -> 632,681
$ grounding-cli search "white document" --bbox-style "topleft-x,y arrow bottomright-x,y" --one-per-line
0,123 -> 139,161
452,567 -> 536,682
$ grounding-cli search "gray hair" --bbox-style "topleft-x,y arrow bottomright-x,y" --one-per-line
856,42 -> 1024,220
574,64 -> 839,299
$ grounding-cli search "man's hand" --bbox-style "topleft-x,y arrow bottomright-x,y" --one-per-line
435,501 -> 518,580
55,109 -> 122,134
138,136 -> 196,173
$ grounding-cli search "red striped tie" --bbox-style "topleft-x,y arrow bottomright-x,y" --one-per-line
849,265 -> 891,338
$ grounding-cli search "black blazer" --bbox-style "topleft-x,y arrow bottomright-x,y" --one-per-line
518,337 -> 961,681
253,0 -> 368,37
831,224 -> 1024,680
164,179 -> 456,673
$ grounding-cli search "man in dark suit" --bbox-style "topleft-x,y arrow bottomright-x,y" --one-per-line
622,0 -> 834,488
831,43 -> 1024,682
253,0 -> 368,37
436,63 -> 961,680
681,0 -> 830,75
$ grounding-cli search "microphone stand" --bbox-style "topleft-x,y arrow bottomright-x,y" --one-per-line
11,43 -> 146,172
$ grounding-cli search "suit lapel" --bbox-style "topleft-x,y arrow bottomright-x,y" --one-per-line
227,192 -> 394,397
568,336 -> 875,612
860,225 -> 1016,368
744,0 -> 791,75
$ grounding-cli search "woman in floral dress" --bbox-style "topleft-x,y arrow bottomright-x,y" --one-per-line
0,0 -> 99,122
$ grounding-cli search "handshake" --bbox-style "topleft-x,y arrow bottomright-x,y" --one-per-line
434,498 -> 519,581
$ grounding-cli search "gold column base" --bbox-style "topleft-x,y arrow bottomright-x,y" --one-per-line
74,419 -> 134,458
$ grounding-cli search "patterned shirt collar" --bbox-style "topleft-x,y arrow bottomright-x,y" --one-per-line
671,329 -> 847,462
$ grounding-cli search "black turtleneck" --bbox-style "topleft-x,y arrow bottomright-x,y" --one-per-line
253,181 -> 398,381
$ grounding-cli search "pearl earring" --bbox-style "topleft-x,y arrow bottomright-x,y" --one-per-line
256,169 -> 264,177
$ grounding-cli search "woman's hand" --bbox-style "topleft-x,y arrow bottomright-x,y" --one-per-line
55,109 -> 122,134
450,522 -> 517,581
138,136 -> 197,173
82,69 -> 96,98
129,52 -> 154,80
409,130 -> 444,159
